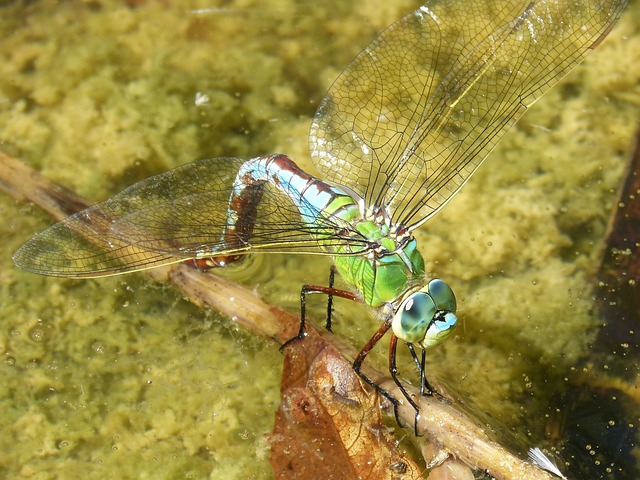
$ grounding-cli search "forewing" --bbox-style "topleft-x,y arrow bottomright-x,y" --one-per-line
309,0 -> 627,228
14,157 -> 358,278
112,168 -> 365,258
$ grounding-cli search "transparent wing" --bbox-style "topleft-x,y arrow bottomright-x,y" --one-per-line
309,0 -> 627,229
13,157 -> 367,277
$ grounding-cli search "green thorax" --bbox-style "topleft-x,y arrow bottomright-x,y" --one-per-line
333,220 -> 425,307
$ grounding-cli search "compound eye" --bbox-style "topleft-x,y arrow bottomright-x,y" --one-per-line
421,312 -> 457,349
392,292 -> 436,343
427,279 -> 456,313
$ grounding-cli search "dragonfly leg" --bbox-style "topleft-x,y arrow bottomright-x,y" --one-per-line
278,288 -> 308,351
353,320 -> 403,424
325,265 -> 337,331
406,343 -> 436,396
279,280 -> 358,352
389,334 -> 420,434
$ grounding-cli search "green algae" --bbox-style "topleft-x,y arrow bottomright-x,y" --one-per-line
0,0 -> 639,478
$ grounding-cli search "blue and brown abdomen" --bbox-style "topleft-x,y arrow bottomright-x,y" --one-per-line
224,154 -> 360,249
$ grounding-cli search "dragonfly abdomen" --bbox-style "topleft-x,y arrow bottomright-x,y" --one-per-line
224,154 -> 360,248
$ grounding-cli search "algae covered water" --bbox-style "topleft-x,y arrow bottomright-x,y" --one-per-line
0,0 -> 639,478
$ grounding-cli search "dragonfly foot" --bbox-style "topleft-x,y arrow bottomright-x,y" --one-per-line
279,331 -> 306,352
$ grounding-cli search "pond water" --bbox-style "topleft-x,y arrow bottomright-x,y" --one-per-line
0,0 -> 639,478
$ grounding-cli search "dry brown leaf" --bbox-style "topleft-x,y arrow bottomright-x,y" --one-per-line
270,328 -> 423,480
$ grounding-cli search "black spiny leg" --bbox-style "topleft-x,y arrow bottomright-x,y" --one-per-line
389,334 -> 421,434
406,343 -> 435,396
280,266 -> 357,352
325,265 -> 336,331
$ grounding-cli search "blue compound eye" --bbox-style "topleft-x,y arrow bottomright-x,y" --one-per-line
427,279 -> 456,313
392,292 -> 436,343
421,311 -> 457,349
392,279 -> 458,347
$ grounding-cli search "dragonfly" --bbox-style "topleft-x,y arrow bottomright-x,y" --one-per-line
13,0 -> 627,423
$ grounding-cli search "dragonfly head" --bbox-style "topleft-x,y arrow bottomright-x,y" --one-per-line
392,279 -> 457,349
